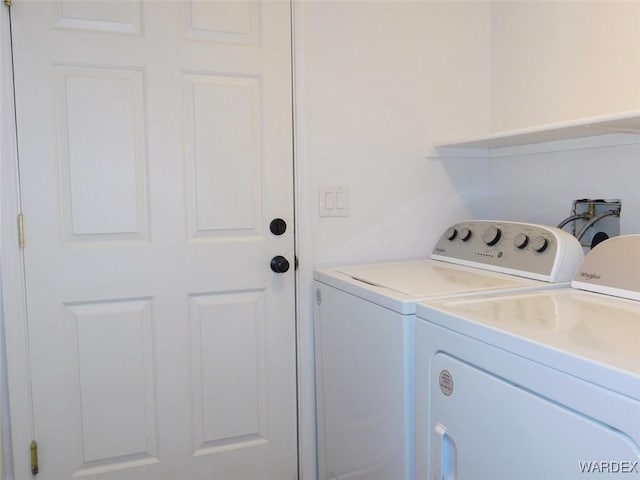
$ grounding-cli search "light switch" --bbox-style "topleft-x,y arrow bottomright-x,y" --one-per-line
325,191 -> 335,209
319,186 -> 349,217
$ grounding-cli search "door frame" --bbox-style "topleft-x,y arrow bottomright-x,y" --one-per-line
291,1 -> 316,479
1,3 -> 33,478
0,2 -> 317,479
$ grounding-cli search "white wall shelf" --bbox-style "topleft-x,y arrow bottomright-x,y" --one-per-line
432,111 -> 640,156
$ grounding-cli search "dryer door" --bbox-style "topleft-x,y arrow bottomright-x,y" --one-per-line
429,353 -> 640,479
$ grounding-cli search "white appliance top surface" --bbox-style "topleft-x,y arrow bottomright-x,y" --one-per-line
417,289 -> 640,397
335,260 -> 536,297
314,259 -> 551,314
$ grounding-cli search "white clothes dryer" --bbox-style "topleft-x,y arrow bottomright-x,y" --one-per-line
415,234 -> 640,480
314,221 -> 584,480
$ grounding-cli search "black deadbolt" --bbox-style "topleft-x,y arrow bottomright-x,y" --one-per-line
270,256 -> 290,273
270,218 -> 287,236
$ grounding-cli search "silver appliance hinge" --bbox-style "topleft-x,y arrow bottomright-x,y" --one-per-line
30,440 -> 39,475
17,213 -> 25,248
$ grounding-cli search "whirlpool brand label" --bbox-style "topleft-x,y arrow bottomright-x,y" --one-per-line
439,370 -> 454,396
579,271 -> 602,281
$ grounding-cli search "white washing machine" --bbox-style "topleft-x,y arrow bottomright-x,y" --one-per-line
314,220 -> 584,480
415,234 -> 640,480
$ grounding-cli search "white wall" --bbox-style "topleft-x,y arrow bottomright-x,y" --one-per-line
489,1 -> 640,236
489,138 -> 640,235
299,1 -> 493,267
491,1 -> 640,131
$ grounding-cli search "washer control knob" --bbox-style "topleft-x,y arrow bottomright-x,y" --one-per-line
514,233 -> 529,249
482,226 -> 502,246
445,228 -> 457,241
460,228 -> 472,242
532,236 -> 549,253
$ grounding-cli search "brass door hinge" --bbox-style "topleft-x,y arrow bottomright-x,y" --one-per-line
4,0 -> 12,8
17,213 -> 25,248
30,440 -> 39,475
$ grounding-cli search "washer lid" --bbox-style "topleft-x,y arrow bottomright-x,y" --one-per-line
335,260 -> 535,297
417,289 -> 640,398
315,259 -> 549,314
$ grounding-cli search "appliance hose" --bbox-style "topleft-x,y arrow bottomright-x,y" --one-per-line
556,213 -> 590,229
576,210 -> 620,241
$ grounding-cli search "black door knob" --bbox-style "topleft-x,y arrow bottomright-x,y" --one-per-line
270,255 -> 290,273
270,218 -> 287,236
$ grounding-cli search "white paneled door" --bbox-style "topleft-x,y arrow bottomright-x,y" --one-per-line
7,1 -> 297,479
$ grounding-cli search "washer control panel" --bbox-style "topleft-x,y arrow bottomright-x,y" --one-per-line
431,220 -> 584,282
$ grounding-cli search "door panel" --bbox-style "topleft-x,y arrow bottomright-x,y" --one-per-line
66,298 -> 157,474
183,73 -> 262,238
7,1 -> 296,479
53,1 -> 142,34
183,1 -> 260,45
190,290 -> 267,452
56,65 -> 149,243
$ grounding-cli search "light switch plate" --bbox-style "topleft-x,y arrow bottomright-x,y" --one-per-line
319,186 -> 349,217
